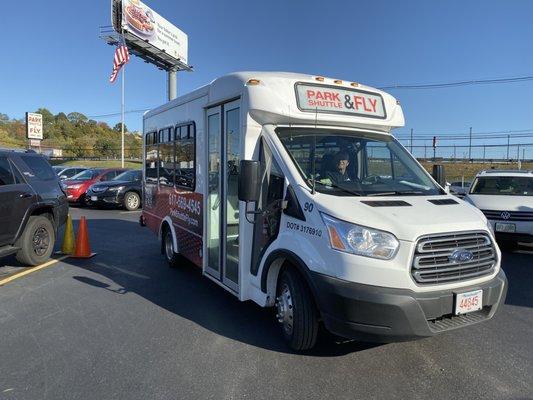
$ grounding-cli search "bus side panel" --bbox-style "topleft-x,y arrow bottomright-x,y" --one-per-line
143,94 -> 207,268
168,188 -> 203,267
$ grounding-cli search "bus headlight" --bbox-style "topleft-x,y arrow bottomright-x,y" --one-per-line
321,213 -> 399,260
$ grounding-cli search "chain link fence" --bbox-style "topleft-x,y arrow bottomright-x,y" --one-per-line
406,143 -> 533,162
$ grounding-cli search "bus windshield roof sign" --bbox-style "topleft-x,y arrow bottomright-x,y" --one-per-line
295,83 -> 386,119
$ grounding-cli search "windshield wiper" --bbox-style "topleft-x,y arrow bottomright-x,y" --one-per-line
368,190 -> 425,197
308,179 -> 363,196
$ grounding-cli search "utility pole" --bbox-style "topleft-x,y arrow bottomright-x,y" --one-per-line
468,127 -> 472,161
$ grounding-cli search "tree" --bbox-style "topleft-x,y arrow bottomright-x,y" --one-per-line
55,112 -> 69,122
0,113 -> 9,123
36,108 -> 54,125
67,112 -> 88,125
113,122 -> 128,133
94,137 -> 115,158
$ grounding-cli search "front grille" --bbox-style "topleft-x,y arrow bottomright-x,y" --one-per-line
90,186 -> 107,193
481,209 -> 533,221
411,231 -> 496,285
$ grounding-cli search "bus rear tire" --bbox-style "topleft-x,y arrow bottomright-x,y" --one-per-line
276,267 -> 319,351
163,227 -> 181,268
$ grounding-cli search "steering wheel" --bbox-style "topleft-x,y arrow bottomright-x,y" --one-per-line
361,175 -> 382,184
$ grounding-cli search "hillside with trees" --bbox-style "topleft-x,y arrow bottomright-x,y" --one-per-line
0,109 -> 142,158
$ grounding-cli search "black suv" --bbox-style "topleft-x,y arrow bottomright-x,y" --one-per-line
0,149 -> 68,265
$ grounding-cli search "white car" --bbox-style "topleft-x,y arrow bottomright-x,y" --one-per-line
465,170 -> 533,247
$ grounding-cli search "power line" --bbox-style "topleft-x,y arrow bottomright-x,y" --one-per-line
87,108 -> 151,119
379,75 -> 533,90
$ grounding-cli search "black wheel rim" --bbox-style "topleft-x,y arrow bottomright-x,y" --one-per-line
33,227 -> 50,256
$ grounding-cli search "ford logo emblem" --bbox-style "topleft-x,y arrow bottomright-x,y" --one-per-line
501,211 -> 511,220
449,248 -> 474,263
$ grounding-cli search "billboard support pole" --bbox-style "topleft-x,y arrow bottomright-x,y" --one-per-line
169,69 -> 177,101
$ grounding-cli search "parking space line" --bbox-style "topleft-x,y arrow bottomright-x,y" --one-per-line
0,256 -> 68,286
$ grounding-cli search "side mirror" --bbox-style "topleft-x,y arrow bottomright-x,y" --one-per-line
238,160 -> 260,202
432,164 -> 446,188
60,175 -> 67,179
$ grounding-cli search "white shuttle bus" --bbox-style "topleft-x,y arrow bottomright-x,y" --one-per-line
141,72 -> 507,350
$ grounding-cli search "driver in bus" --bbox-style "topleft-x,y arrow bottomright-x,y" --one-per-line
325,151 -> 351,185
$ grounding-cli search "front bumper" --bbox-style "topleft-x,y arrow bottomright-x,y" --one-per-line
311,269 -> 507,343
85,191 -> 124,206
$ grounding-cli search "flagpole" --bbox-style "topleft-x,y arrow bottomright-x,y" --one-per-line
120,39 -> 125,169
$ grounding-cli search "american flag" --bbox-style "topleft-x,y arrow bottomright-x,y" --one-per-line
109,39 -> 130,83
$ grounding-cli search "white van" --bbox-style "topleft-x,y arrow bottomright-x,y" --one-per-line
465,170 -> 533,247
141,72 -> 507,350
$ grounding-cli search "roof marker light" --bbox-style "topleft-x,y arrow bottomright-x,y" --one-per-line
315,76 -> 325,82
247,79 -> 261,85
334,80 -> 343,84
350,82 -> 359,87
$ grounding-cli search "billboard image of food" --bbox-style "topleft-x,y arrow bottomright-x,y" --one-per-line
120,0 -> 188,64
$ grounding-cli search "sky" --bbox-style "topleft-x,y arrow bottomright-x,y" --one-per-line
2,0 -> 533,157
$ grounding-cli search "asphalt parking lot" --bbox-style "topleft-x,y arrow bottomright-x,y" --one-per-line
0,207 -> 531,400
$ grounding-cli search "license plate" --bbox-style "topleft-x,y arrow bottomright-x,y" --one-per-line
91,196 -> 98,201
495,222 -> 516,233
455,290 -> 483,315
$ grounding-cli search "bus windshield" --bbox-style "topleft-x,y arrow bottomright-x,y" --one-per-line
277,128 -> 442,197
470,176 -> 533,196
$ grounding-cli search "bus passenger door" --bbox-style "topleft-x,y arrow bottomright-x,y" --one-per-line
205,100 -> 241,292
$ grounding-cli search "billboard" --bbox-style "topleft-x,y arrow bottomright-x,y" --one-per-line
26,113 -> 43,140
113,0 -> 188,64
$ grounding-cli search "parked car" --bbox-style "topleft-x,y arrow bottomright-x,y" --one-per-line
52,165 -> 65,175
55,167 -> 88,180
464,170 -> 533,248
64,168 -> 127,204
449,180 -> 471,197
86,169 -> 142,211
0,149 -> 68,265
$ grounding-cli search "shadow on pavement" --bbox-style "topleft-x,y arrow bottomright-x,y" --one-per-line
500,244 -> 533,309
64,217 -> 380,356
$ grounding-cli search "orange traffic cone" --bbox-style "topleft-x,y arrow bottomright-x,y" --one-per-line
72,216 -> 96,259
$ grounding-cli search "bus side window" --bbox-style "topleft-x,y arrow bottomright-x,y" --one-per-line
145,131 -> 158,184
250,139 -> 285,276
174,123 -> 195,190
158,128 -> 174,187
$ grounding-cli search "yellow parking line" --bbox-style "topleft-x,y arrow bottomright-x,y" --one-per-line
0,256 -> 68,286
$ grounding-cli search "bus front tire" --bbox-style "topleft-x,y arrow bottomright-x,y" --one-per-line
276,267 -> 319,351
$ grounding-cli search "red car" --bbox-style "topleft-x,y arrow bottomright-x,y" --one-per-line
64,168 -> 127,203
